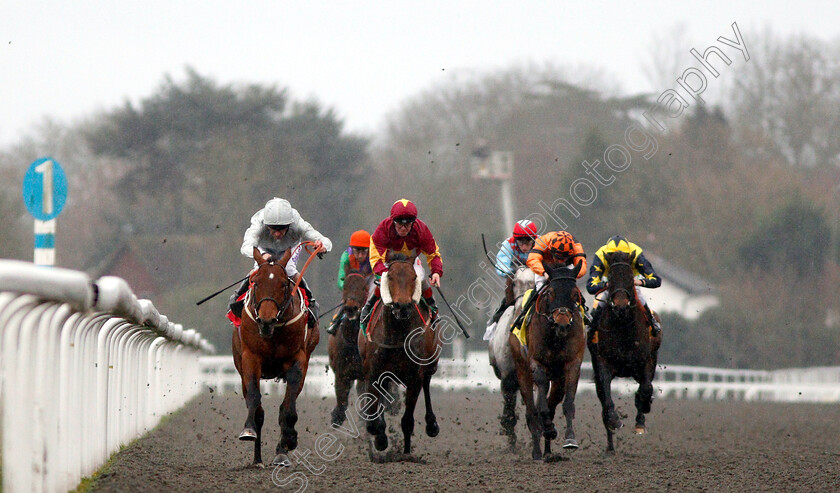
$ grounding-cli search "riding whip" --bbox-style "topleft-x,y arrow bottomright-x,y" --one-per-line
195,275 -> 249,306
434,286 -> 471,339
481,233 -> 514,280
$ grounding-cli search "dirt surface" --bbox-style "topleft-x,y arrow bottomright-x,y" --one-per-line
89,387 -> 840,492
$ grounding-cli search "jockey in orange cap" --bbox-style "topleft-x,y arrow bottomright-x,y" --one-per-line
511,230 -> 588,330
359,199 -> 443,336
326,229 -> 373,335
527,230 -> 587,290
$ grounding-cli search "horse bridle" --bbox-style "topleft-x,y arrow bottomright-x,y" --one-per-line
249,263 -> 295,327
607,261 -> 636,308
537,277 -> 581,326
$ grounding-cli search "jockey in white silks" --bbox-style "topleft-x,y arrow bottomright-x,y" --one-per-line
228,197 -> 332,328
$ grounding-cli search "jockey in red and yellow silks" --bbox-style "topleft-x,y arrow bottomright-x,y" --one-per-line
360,199 -> 443,336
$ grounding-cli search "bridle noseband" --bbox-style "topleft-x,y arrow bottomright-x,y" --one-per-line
607,261 -> 636,309
249,263 -> 295,332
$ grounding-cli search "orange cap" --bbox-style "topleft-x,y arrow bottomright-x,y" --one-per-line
349,230 -> 371,248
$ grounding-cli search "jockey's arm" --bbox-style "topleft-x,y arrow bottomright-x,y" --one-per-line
526,251 -> 546,276
296,217 -> 332,253
587,255 -> 607,294
495,241 -> 515,276
336,250 -> 351,290
635,253 -> 662,288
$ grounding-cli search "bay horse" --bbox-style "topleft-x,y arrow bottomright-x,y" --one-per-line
587,250 -> 662,452
510,262 -> 586,461
328,267 -> 371,426
357,254 -> 441,456
488,265 -> 533,447
232,247 -> 319,466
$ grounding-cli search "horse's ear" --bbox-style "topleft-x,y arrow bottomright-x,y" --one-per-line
278,248 -> 293,268
253,247 -> 265,265
573,261 -> 582,277
629,251 -> 638,264
343,262 -> 351,276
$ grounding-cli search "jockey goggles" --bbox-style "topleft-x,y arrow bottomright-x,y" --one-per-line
267,224 -> 290,232
394,216 -> 415,225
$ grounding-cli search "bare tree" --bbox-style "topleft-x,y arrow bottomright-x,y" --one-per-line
729,31 -> 840,168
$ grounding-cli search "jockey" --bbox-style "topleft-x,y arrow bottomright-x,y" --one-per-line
527,230 -> 587,291
359,198 -> 443,336
326,229 -> 373,336
228,197 -> 331,328
586,235 -> 662,337
483,219 -> 538,338
511,230 -> 587,330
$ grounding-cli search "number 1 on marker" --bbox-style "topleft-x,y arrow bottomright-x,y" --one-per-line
35,159 -> 53,215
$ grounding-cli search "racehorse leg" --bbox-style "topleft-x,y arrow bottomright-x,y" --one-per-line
401,378 -> 422,455
634,366 -> 656,434
237,355 -> 264,465
543,379 -> 562,458
331,370 -> 352,426
422,372 -> 439,438
533,365 -> 556,443
274,358 -> 305,466
500,372 -> 519,447
516,363 -> 542,460
561,360 -> 582,450
592,359 -> 621,452
364,377 -> 389,452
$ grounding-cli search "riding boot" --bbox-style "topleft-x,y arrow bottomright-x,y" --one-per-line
587,304 -> 603,343
423,296 -> 438,322
228,278 -> 249,319
326,311 -> 342,335
296,276 -> 319,329
359,293 -> 379,337
645,304 -> 661,337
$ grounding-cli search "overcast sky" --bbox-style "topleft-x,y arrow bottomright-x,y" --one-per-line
1,1 -> 837,147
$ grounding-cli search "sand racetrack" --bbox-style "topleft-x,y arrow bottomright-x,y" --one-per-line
88,386 -> 840,492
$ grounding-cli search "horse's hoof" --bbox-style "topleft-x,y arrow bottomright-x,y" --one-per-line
562,439 -> 579,449
607,419 -> 624,433
330,410 -> 345,427
238,428 -> 257,441
531,449 -> 542,461
253,462 -> 266,469
272,453 -> 292,467
634,426 -> 647,435
543,427 -> 558,441
374,434 -> 389,451
425,421 -> 440,438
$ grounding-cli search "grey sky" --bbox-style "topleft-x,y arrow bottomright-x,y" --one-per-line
1,1 -> 836,146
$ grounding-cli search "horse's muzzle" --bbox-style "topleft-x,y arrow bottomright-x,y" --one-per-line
257,319 -> 278,338
390,302 -> 413,321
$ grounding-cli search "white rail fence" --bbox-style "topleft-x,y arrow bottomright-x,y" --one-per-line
0,260 -> 215,493
201,351 -> 840,403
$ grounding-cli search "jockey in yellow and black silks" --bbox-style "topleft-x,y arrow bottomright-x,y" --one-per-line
586,235 -> 662,336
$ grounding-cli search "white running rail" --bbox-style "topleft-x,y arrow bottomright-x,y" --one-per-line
201,351 -> 840,403
0,260 -> 215,493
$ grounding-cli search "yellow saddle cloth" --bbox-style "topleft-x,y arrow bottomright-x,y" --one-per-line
512,289 -> 586,347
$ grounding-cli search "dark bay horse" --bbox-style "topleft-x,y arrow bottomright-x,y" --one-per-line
510,262 -> 586,461
232,247 -> 319,466
587,251 -> 662,452
357,254 -> 441,456
328,268 -> 371,426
